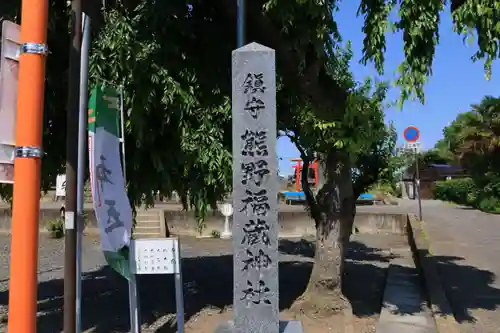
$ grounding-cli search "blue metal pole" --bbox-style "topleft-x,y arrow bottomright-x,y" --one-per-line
76,12 -> 90,333
236,0 -> 245,47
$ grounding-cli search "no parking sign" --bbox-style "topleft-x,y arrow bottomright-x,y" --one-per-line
403,126 -> 420,143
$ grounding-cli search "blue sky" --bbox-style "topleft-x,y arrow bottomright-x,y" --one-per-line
277,1 -> 500,175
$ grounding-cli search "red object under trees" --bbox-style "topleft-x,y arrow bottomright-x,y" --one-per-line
290,158 -> 319,192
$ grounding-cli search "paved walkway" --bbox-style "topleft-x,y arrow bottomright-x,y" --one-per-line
377,248 -> 436,333
362,200 -> 500,332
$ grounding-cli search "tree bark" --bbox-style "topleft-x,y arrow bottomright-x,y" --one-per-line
292,150 -> 355,316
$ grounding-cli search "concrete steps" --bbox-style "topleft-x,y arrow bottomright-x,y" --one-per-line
133,209 -> 165,239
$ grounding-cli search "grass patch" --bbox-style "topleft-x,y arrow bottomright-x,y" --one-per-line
419,220 -> 433,255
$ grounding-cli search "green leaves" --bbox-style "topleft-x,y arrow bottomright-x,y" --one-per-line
359,0 -> 497,106
283,39 -> 394,203
88,4 -> 232,224
358,0 -> 394,74
436,96 -> 500,210
3,0 -> 497,223
453,0 -> 500,79
393,0 -> 443,105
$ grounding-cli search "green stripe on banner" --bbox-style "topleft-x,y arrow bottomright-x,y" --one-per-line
88,84 -> 120,136
104,248 -> 131,280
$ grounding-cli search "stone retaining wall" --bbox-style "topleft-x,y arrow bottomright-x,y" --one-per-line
0,206 -> 407,237
0,207 -> 99,233
164,209 -> 407,237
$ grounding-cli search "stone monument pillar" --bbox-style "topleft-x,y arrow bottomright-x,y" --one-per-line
214,42 -> 303,333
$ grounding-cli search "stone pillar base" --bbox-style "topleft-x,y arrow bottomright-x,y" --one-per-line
213,320 -> 304,333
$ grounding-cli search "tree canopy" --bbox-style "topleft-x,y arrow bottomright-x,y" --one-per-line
1,0 -> 498,315
433,95 -> 500,211
285,43 -> 396,211
0,0 -> 498,212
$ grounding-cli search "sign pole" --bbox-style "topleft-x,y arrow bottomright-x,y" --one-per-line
121,87 -> 141,333
403,126 -> 423,220
75,12 -> 91,333
415,150 -> 423,220
6,0 -> 49,331
119,87 -> 126,180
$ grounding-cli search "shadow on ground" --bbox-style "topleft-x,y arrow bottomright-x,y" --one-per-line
279,238 -> 399,317
2,238 -> 498,331
0,253 -> 311,333
280,237 -> 500,324
432,255 -> 500,323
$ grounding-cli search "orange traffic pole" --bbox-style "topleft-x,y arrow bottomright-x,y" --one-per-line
7,0 -> 49,332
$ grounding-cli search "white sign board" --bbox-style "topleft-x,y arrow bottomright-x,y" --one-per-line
402,142 -> 422,154
129,238 -> 180,275
0,21 -> 21,184
55,174 -> 66,197
128,238 -> 185,333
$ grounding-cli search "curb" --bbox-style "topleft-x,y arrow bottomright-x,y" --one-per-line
406,214 -> 459,333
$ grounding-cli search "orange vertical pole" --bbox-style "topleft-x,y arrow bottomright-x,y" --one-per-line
7,0 -> 49,332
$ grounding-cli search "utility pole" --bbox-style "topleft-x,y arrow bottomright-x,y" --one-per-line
64,0 -> 82,332
7,0 -> 49,332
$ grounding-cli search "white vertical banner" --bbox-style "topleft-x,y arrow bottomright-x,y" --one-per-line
88,84 -> 132,279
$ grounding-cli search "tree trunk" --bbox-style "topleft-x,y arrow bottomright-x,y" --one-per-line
292,150 -> 355,316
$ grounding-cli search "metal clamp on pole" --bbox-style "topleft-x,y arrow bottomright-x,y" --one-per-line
20,42 -> 49,56
15,146 -> 43,158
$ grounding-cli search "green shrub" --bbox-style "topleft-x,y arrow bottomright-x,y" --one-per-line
84,181 -> 92,203
434,177 -> 500,213
433,177 -> 477,205
477,196 -> 500,213
368,181 -> 398,198
394,184 -> 402,198
46,218 -> 64,239
210,230 -> 221,238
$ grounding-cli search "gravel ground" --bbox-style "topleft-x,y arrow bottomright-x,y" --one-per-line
0,233 -> 407,332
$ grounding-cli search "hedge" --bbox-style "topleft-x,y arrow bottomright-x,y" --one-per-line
433,178 -> 477,206
433,177 -> 500,213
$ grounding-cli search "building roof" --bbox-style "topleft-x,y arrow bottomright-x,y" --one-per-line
403,162 -> 467,180
429,164 -> 452,168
